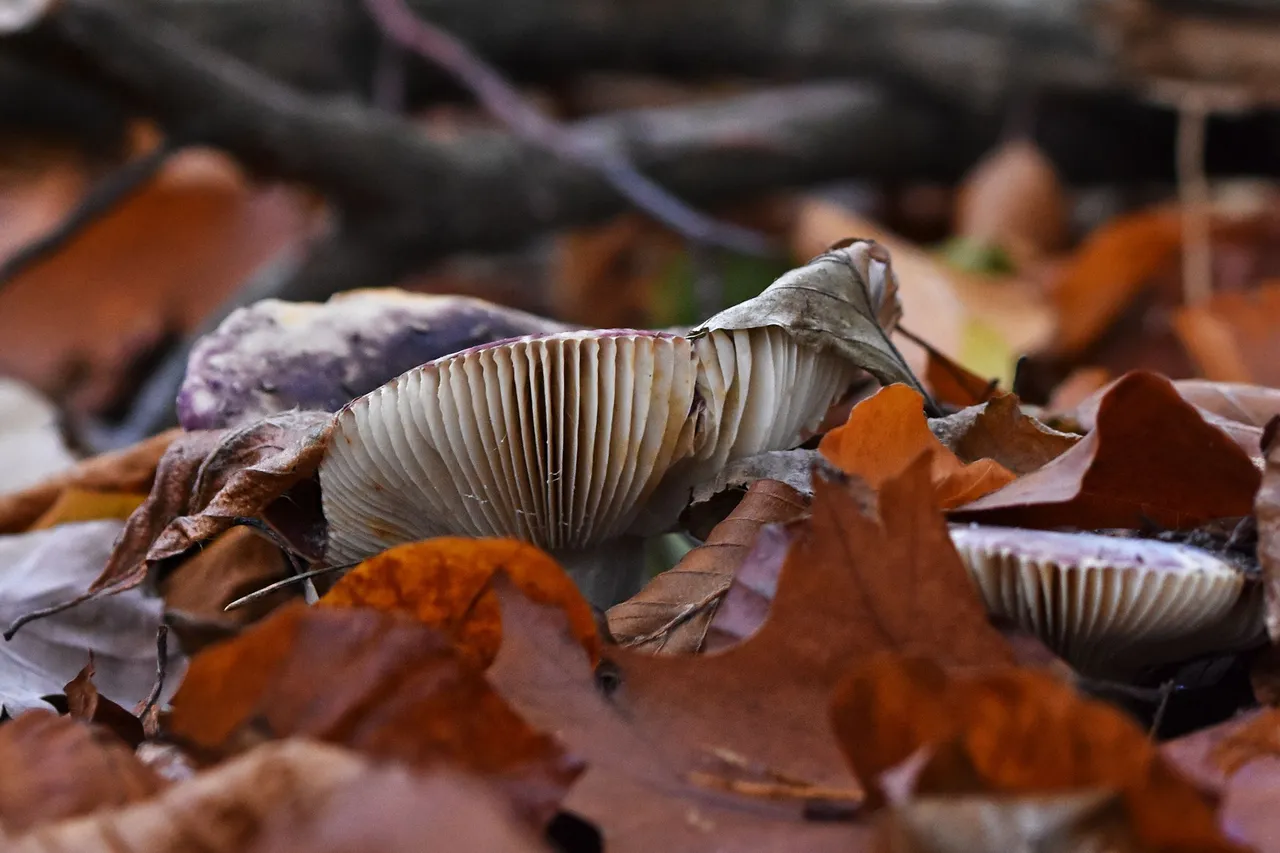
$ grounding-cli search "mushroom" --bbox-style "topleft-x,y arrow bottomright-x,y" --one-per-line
179,289 -> 574,430
949,523 -> 1264,678
319,241 -> 927,606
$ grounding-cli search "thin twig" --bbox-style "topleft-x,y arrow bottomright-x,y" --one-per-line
0,135 -> 183,289
360,0 -> 774,258
138,625 -> 169,718
687,771 -> 861,803
1176,89 -> 1212,307
223,563 -> 354,612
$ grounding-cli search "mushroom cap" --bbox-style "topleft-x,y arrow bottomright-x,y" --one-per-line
948,524 -> 1264,677
178,289 -> 573,430
320,326 -> 861,566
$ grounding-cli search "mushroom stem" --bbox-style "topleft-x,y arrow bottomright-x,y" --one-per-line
556,536 -> 648,610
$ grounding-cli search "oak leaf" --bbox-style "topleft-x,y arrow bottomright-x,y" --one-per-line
607,480 -> 809,654
830,655 -> 1238,850
167,602 -> 580,821
0,710 -> 163,834
319,537 -> 599,669
953,370 -> 1261,530
819,383 -> 1015,509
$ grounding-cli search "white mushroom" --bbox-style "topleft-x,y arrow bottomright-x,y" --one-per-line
949,524 -> 1264,677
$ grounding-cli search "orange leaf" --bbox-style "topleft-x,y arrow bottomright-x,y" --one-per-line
319,537 -> 599,669
29,488 -> 148,531
924,348 -> 1001,408
1174,282 -> 1280,386
830,655 -> 1238,851
819,384 -> 1015,508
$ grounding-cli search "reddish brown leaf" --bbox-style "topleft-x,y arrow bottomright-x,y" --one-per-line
1175,283 -> 1280,386
319,537 -> 599,669
0,710 -> 163,834
930,395 -> 1080,475
820,384 -> 1016,509
251,767 -> 553,853
952,370 -> 1261,530
490,457 -> 1012,851
830,655 -> 1237,850
924,347 -> 1002,408
607,480 -> 810,654
94,411 -> 333,596
157,527 -> 295,629
954,139 -> 1067,265
61,658 -> 144,750
0,430 -> 178,535
701,523 -> 794,653
167,602 -> 580,821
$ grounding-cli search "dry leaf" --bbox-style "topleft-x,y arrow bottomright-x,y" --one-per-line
830,655 -> 1237,850
0,710 -> 163,834
791,200 -> 1053,378
61,659 -> 144,749
924,348 -> 1001,408
1218,756 -> 1280,852
0,429 -> 177,535
167,602 -> 580,820
954,139 -> 1067,264
607,480 -> 809,654
1046,207 -> 1183,358
491,457 -> 1013,851
1175,283 -> 1280,386
1174,380 -> 1280,429
700,522 -> 794,652
929,395 -> 1080,475
953,371 -> 1261,530
0,378 -> 74,495
0,521 -> 180,715
30,488 -> 148,530
178,289 -> 573,430
157,526 -> 295,629
94,411 -> 333,597
819,384 -> 1016,508
250,766 -> 553,853
0,150 -> 311,416
1161,709 -> 1270,797
319,537 -> 599,669
3,740 -> 365,853
1253,427 -> 1280,645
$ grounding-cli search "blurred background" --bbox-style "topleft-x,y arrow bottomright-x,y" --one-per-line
2,0 -> 1280,465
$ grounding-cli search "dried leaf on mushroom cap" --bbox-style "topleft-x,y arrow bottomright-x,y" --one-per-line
178,288 -> 575,430
690,239 -> 928,403
948,524 -> 1265,678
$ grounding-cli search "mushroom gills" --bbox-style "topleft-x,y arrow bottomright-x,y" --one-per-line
949,524 -> 1264,678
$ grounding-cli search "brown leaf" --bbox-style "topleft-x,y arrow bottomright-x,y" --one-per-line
4,740 -> 365,853
829,655 -> 1237,850
930,395 -> 1080,475
30,488 -> 148,530
924,348 -> 1001,408
0,429 -> 178,535
0,710 -> 163,834
1175,282 -> 1280,386
952,370 -> 1261,530
607,480 -> 809,654
157,526 -> 295,629
1161,709 -> 1270,797
701,523 -> 794,653
1219,756 -> 1280,853
250,767 -> 552,853
954,139 -> 1068,265
94,411 -> 333,596
490,457 -> 1012,850
61,659 -> 144,751
1046,207 -> 1183,358
819,384 -> 1016,509
1174,379 -> 1280,429
319,537 -> 599,669
167,602 -> 580,821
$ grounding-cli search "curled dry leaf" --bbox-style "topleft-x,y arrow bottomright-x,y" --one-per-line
953,139 -> 1068,264
0,378 -> 75,496
830,655 -> 1237,850
250,766 -> 553,853
0,710 -> 163,835
167,603 -> 580,821
62,659 -> 144,749
953,371 -> 1262,530
178,289 -> 575,430
819,384 -> 1016,509
607,479 -> 810,654
492,457 -> 1013,836
929,395 -> 1079,476
93,411 -> 333,598
319,537 -> 599,669
0,521 -> 179,715
3,740 -> 365,853
0,429 -> 178,535
924,347 -> 1002,409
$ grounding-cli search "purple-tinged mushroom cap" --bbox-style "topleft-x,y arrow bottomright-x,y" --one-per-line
949,524 -> 1264,677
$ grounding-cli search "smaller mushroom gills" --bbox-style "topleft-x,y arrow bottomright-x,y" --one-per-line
949,524 -> 1264,678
